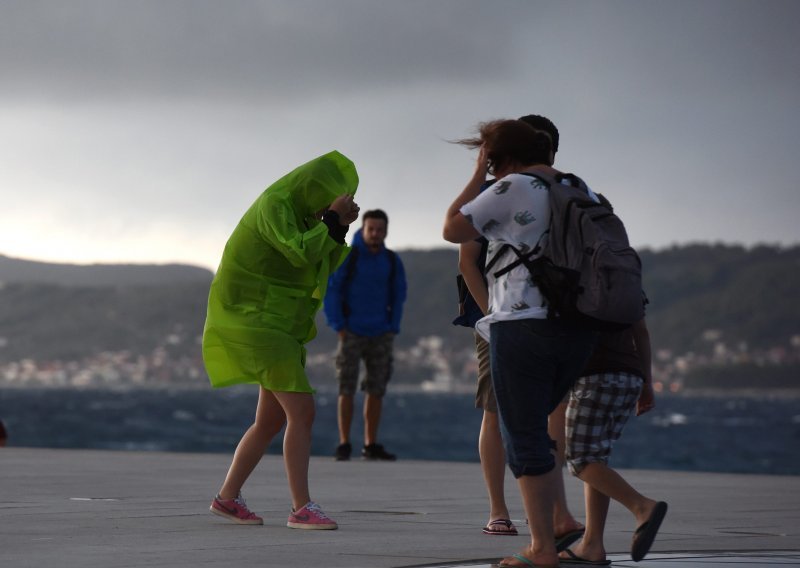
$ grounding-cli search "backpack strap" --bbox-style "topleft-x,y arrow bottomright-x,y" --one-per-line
491,221 -> 549,279
341,247 -> 360,321
555,172 -> 584,188
495,169 -> 590,278
484,243 -> 511,275
492,243 -> 542,278
518,169 -> 589,191
484,170 -> 588,293
385,249 -> 397,323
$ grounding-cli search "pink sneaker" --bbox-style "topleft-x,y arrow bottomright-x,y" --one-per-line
287,501 -> 338,530
209,493 -> 263,525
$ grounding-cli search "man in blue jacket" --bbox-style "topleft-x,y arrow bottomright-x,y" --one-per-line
324,209 -> 407,461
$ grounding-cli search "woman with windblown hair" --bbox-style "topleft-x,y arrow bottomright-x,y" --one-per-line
203,150 -> 360,530
443,121 -> 597,567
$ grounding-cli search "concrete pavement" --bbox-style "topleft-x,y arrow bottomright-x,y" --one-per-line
1,448 -> 798,567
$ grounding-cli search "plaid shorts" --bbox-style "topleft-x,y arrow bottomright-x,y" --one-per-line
565,372 -> 643,475
335,331 -> 394,397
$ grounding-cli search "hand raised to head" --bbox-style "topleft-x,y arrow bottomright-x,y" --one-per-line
329,194 -> 360,225
475,144 -> 490,176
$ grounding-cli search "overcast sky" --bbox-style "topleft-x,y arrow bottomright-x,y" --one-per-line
1,0 -> 798,270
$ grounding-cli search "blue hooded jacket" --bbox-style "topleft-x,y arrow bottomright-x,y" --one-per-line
324,228 -> 407,336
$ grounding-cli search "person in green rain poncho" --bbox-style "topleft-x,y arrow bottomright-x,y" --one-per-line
204,151 -> 360,530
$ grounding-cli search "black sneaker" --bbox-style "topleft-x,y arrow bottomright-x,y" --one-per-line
334,442 -> 352,461
362,443 -> 396,461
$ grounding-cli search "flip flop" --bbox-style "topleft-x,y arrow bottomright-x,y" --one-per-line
555,528 -> 585,552
498,554 -> 536,567
497,553 -> 558,567
559,548 -> 611,566
631,501 -> 668,561
482,518 -> 519,535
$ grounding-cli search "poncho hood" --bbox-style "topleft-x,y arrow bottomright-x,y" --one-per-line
272,150 -> 359,219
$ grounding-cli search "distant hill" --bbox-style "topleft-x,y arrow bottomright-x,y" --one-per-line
0,281 -> 212,362
0,254 -> 213,287
0,245 -> 798,378
639,244 -> 800,354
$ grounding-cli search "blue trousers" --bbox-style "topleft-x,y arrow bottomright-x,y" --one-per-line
490,318 -> 596,478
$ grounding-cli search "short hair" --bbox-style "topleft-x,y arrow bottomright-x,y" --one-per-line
457,119 -> 553,172
362,209 -> 388,225
518,114 -> 559,154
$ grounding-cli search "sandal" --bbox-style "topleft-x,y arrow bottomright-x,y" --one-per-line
555,527 -> 585,552
482,518 -> 519,535
631,501 -> 668,561
497,552 -> 559,568
560,548 -> 611,565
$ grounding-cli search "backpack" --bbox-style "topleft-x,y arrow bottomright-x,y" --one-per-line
453,237 -> 489,328
490,171 -> 645,330
453,179 -> 496,329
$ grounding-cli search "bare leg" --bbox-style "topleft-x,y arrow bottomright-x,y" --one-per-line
337,394 -> 354,445
549,400 -> 584,536
480,410 -> 511,522
577,461 -> 658,528
363,394 -> 383,446
274,391 -> 316,510
219,387 -> 286,500
563,482 -> 610,562
507,469 -> 559,567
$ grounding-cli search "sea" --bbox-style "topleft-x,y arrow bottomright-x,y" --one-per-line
1,387 -> 799,476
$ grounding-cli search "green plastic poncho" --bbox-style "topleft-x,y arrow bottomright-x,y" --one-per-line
202,150 -> 358,392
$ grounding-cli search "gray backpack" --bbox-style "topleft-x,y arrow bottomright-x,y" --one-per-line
491,171 -> 645,329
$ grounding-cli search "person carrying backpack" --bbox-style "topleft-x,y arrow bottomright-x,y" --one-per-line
443,119 -> 597,568
560,318 -> 667,564
454,114 -> 585,548
324,209 -> 407,461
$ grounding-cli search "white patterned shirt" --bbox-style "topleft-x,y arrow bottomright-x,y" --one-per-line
460,172 -> 551,340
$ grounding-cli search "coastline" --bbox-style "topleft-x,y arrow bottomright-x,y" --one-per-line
1,381 -> 799,398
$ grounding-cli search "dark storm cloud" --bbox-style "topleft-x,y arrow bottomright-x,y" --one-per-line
0,0 -> 531,102
1,0 -> 798,268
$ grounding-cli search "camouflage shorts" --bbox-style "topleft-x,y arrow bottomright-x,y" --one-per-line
335,331 -> 394,397
474,332 -> 498,413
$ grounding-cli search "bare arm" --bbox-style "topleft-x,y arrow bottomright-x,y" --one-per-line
459,240 -> 488,315
632,318 -> 655,416
442,147 -> 488,243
